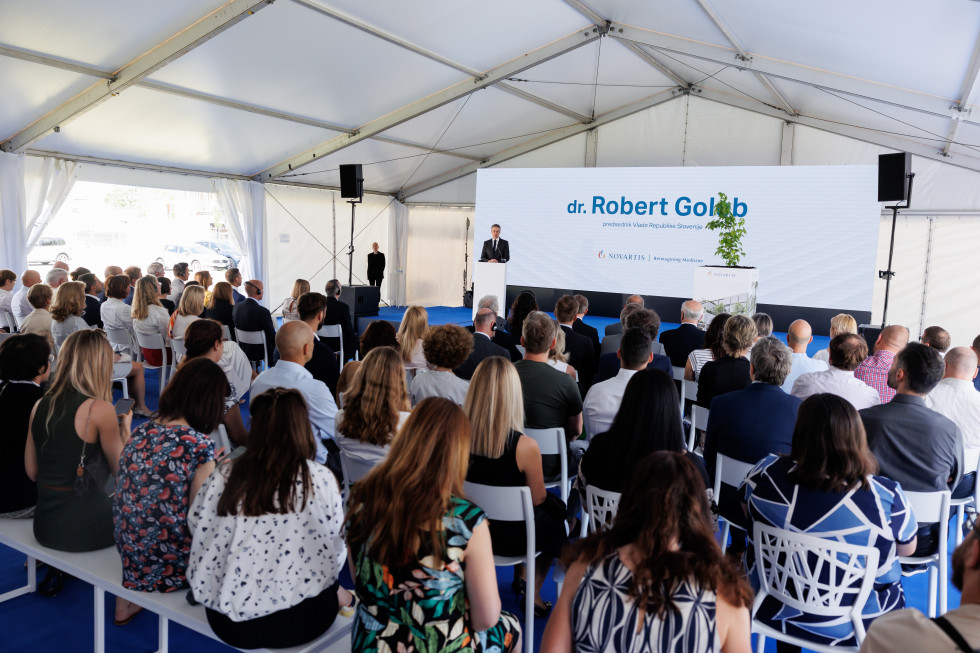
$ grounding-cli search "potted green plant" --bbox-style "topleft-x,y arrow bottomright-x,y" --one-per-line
693,192 -> 758,320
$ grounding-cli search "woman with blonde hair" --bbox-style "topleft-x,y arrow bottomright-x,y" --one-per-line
132,275 -> 171,367
193,270 -> 213,306
169,285 -> 205,341
465,356 -> 567,617
813,313 -> 858,363
203,281 -> 236,341
336,347 -> 410,465
282,279 -> 309,322
547,318 -> 577,380
396,305 -> 429,371
347,397 -> 521,652
50,281 -> 88,349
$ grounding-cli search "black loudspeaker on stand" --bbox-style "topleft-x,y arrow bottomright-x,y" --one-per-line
876,152 -> 914,330
339,164 -> 364,286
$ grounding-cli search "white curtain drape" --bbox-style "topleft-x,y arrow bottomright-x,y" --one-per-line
387,199 -> 409,306
24,157 -> 78,251
0,152 -> 26,275
211,178 -> 267,302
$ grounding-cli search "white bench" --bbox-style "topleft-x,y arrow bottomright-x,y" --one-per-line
0,518 -> 352,653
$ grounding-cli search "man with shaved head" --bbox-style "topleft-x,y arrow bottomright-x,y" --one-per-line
52,260 -> 69,273
11,269 -> 41,324
927,347 -> 980,498
250,321 -> 338,469
780,319 -> 828,392
660,299 -> 707,367
855,324 -> 909,403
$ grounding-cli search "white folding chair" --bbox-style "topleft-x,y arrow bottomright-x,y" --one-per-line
209,424 -> 232,457
524,427 -> 569,505
952,448 -> 980,546
317,323 -> 344,373
515,344 -> 526,357
220,325 -> 231,341
134,330 -> 171,397
0,308 -> 16,333
712,454 -> 756,554
169,337 -> 187,379
687,404 -> 709,453
672,366 -> 686,413
464,482 -> 536,653
751,522 -> 880,653
583,485 -> 621,536
105,326 -> 137,360
338,449 -> 376,507
235,328 -> 269,372
900,489 -> 951,616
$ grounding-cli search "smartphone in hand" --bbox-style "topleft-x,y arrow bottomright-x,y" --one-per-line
114,398 -> 135,416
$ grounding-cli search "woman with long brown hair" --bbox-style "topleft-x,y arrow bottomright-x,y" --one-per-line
188,388 -> 350,649
542,451 -> 753,653
346,397 -> 521,653
395,305 -> 429,371
281,278 -> 310,322
336,346 -> 410,465
203,280 -> 236,340
193,270 -> 213,305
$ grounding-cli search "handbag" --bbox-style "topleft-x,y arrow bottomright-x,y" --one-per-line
72,402 -> 110,497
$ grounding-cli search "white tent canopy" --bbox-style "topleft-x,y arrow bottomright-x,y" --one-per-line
3,0 -> 980,343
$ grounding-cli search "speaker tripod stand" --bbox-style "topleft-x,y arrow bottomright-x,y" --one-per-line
879,172 -> 914,329
346,198 -> 361,287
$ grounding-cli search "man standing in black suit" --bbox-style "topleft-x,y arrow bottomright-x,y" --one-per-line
323,279 -> 356,361
455,308 -> 509,380
556,294 -> 596,391
366,242 -> 385,287
231,279 -> 277,365
479,224 -> 510,263
660,299 -> 706,367
571,294 -> 600,368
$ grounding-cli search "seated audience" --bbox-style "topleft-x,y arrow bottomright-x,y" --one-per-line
102,274 -> 137,353
508,290 -> 539,341
346,397 -> 520,652
926,346 -> 980,495
274,292 -> 339,396
169,262 -> 188,306
397,305 -> 429,372
580,368 -> 707,492
11,269 -> 40,323
792,333 -> 880,410
45,267 -> 68,293
178,320 -> 250,446
751,312 -> 773,340
147,261 -> 165,278
158,277 -> 175,315
921,325 -> 952,357
250,321 -> 337,468
19,284 -> 55,350
231,279 -> 276,364
225,268 -> 246,303
359,319 -> 398,359
193,270 -> 213,305
571,294 -> 600,365
0,269 -> 16,331
122,265 -> 141,305
555,296 -> 596,389
336,347 -> 410,466
603,294 -> 644,336
467,356 -> 567,618
50,280 -> 89,349
336,360 -> 361,402
596,307 -> 672,382
99,265 -> 123,303
543,451 -> 751,653
696,314 -> 756,408
583,327 -> 652,438
780,319 -> 828,392
742,394 -> 917,649
454,307 -> 509,380
599,303 -> 640,357
132,275 -> 172,366
281,278 -> 309,322
0,334 -> 51,517
813,312 -> 858,363
660,299 -> 706,367
685,312 -> 731,381
203,280 -> 236,340
412,324 -> 472,405
323,279 -> 356,361
69,266 -> 91,281
169,285 -> 205,341
188,388 -> 350,649
52,261 -> 69,273
855,324 -> 908,403
547,318 -> 578,380
112,358 -> 223,623
477,294 -> 508,332
78,272 -> 104,327
862,342 -> 963,556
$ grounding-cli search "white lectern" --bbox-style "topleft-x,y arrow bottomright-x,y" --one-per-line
472,262 -> 507,320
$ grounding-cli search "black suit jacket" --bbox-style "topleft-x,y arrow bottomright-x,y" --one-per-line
454,332 -> 509,380
231,298 -> 276,362
604,322 -> 623,336
660,323 -> 706,368
204,301 -> 236,341
489,327 -> 523,362
83,295 -> 103,328
367,252 -> 385,280
273,337 -> 340,398
561,324 -> 596,390
572,318 -> 600,368
479,238 -> 509,262
323,296 -> 356,361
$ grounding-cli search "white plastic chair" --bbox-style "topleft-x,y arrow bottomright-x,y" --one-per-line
672,366 -> 686,412
900,489 -> 951,617
235,328 -> 269,372
464,482 -> 536,653
0,308 -> 16,333
338,449 -> 376,507
515,344 -> 526,357
209,424 -> 232,457
169,337 -> 187,379
524,427 -> 568,505
220,325 -> 232,341
751,522 -> 880,653
712,454 -> 756,554
687,404 -> 709,454
105,326 -> 138,360
317,323 -> 344,373
952,448 -> 980,546
583,485 -> 621,535
134,330 -> 170,397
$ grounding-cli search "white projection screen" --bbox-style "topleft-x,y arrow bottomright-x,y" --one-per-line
474,165 -> 880,312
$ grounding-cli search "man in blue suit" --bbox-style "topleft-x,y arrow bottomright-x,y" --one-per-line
704,336 -> 801,557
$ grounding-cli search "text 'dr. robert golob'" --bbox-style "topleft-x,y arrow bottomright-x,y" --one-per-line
567,195 -> 749,217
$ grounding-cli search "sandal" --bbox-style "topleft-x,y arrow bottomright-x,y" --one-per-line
132,407 -> 152,418
37,569 -> 66,597
534,601 -> 553,619
114,606 -> 143,626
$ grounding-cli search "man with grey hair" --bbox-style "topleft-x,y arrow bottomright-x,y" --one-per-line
927,346 -> 980,497
45,267 -> 68,292
169,261 -> 189,305
604,294 -> 644,336
146,261 -> 165,277
781,319 -> 828,392
705,335 -> 801,557
601,302 -> 663,357
660,299 -> 706,367
477,294 -> 507,331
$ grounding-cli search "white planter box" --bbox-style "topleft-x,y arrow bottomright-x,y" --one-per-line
693,266 -> 759,322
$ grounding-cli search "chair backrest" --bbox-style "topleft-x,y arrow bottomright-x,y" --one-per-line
221,325 -> 232,341
683,378 -> 698,403
523,427 -> 568,500
687,404 -> 709,452
752,522 -> 880,641
712,454 -> 756,502
134,330 -> 167,352
339,450 -> 376,490
515,344 -> 526,357
672,366 -> 685,382
170,337 -> 187,358
235,328 -> 265,346
464,482 -> 535,525
585,485 -> 622,534
105,326 -> 135,352
0,308 -> 15,332
317,323 -> 344,371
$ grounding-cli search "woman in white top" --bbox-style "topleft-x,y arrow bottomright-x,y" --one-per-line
132,275 -> 171,367
281,279 -> 309,323
411,325 -> 472,406
685,312 -> 730,382
337,347 -> 411,466
396,305 -> 429,371
546,318 -> 578,381
169,285 -> 205,342
188,388 -> 351,649
101,274 -> 136,354
813,313 -> 858,364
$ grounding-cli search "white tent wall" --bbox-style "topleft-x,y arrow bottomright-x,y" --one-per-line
405,207 -> 473,308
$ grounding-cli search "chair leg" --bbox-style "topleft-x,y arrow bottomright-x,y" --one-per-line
928,565 -> 937,617
579,514 -> 588,538
720,522 -> 730,555
525,560 -> 535,653
754,633 -> 765,653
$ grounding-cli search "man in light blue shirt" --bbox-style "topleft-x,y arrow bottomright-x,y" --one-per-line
250,321 -> 337,465
781,319 -> 828,393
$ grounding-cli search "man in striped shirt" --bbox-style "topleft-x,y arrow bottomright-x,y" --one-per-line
855,324 -> 909,403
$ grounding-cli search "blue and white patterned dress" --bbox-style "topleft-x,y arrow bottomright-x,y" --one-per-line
572,552 -> 719,653
740,454 -> 918,647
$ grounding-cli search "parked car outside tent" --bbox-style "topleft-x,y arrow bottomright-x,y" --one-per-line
28,237 -> 72,265
196,240 -> 241,267
155,244 -> 232,271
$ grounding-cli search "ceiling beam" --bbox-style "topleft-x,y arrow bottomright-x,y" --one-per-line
397,87 -> 682,200
609,24 -> 979,127
290,0 -> 591,123
689,0 -> 796,115
252,24 -> 606,181
941,29 -> 980,157
1,0 -> 275,153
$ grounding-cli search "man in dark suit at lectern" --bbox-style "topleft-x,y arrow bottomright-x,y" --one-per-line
479,224 -> 510,263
